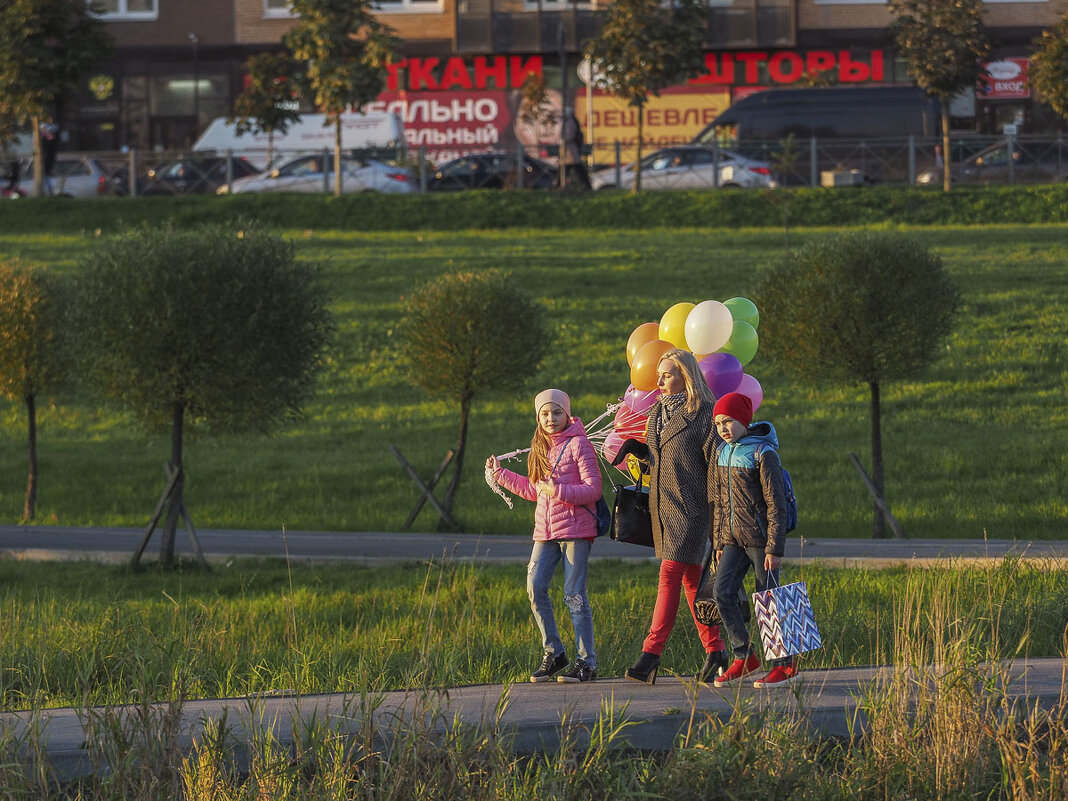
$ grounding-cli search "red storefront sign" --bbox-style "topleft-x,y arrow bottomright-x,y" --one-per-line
385,49 -> 886,91
978,59 -> 1030,100
368,48 -> 887,163
368,90 -> 516,163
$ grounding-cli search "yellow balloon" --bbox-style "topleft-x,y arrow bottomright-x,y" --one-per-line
626,455 -> 649,487
659,302 -> 694,350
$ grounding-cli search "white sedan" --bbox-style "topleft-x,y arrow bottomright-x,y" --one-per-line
218,154 -> 414,194
591,145 -> 777,191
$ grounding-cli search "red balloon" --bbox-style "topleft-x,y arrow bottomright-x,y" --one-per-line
614,403 -> 649,441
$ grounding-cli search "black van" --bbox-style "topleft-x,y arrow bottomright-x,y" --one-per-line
693,85 -> 941,145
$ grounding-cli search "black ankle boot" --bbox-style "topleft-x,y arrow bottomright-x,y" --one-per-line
697,649 -> 730,683
625,651 -> 661,685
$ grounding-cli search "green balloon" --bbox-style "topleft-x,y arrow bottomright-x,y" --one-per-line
717,320 -> 759,366
724,297 -> 760,329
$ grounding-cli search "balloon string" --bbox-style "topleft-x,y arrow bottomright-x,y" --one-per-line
485,466 -> 514,509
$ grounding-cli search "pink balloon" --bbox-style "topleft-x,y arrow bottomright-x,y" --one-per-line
735,373 -> 763,413
699,353 -> 743,398
602,431 -> 625,464
624,384 -> 659,415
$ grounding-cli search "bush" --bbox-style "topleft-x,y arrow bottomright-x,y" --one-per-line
4,184 -> 1068,234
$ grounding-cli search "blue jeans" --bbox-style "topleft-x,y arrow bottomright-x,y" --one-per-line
527,539 -> 595,667
713,544 -> 789,667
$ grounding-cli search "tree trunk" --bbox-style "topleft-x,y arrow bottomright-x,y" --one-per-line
31,115 -> 43,198
334,117 -> 343,198
23,393 -> 37,521
941,97 -> 951,194
161,401 -> 184,565
633,104 -> 645,194
440,394 -> 471,531
869,380 -> 887,539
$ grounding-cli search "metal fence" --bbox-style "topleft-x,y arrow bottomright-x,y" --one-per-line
10,134 -> 1068,197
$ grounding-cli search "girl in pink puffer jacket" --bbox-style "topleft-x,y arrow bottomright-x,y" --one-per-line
486,388 -> 603,684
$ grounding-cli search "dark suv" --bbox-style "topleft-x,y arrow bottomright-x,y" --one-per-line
139,156 -> 260,195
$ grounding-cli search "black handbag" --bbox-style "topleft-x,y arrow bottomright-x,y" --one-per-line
610,484 -> 654,547
694,550 -> 751,626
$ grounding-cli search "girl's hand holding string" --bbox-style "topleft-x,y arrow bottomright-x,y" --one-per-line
535,479 -> 555,497
486,456 -> 500,472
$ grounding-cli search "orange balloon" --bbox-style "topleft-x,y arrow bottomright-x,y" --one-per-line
626,322 -> 660,366
630,339 -> 674,391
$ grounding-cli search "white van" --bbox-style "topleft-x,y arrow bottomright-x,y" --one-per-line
193,111 -> 405,169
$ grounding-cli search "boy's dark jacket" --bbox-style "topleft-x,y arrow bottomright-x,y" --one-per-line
708,421 -> 789,556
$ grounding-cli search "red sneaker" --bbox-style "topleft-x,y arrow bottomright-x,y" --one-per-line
713,653 -> 761,687
753,664 -> 801,688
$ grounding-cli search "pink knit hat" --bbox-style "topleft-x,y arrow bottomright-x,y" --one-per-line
534,388 -> 571,418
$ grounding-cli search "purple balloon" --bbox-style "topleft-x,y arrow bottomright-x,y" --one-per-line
699,353 -> 743,397
735,373 -> 763,412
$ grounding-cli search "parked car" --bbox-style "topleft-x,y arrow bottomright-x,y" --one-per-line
17,155 -> 119,198
590,146 -> 777,191
916,140 -> 1068,186
139,155 -> 260,195
217,154 -> 414,194
426,152 -> 557,191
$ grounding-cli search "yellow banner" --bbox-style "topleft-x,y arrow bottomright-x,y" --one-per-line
576,88 -> 731,164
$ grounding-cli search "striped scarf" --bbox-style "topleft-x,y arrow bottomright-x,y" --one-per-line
654,393 -> 686,438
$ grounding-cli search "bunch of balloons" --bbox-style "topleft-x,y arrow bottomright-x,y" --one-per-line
603,297 -> 764,467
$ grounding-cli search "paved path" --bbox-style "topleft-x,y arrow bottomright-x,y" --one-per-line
3,659 -> 1064,782
3,525 -> 1067,782
2,524 -> 1067,566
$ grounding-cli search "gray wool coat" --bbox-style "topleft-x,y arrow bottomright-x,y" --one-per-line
644,399 -> 719,565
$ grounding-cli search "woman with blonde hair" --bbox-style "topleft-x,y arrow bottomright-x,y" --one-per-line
613,348 -> 727,684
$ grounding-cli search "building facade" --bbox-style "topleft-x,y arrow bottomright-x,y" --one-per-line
64,0 -> 1065,156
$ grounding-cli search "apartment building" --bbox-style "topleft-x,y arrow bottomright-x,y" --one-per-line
65,0 -> 1063,156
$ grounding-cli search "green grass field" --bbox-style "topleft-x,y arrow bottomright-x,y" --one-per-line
1,556 -> 1063,711
0,224 -> 1065,538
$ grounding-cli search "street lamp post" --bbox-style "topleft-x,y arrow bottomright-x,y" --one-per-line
189,32 -> 200,142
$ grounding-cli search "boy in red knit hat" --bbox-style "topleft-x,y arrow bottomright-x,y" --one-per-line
707,392 -> 798,689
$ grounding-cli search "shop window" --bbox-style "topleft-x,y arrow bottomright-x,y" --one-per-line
94,0 -> 158,19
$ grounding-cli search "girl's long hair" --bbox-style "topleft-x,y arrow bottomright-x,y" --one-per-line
662,348 -> 713,413
527,425 -> 552,484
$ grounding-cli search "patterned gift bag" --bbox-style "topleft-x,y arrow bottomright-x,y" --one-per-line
752,579 -> 822,660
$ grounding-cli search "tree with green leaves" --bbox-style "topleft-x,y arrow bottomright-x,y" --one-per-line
401,271 -> 550,528
74,224 -> 332,566
0,262 -> 70,521
231,52 -> 303,170
0,0 -> 111,196
284,0 -> 398,197
1029,15 -> 1068,125
753,232 -> 960,539
889,0 -> 990,193
586,0 -> 707,192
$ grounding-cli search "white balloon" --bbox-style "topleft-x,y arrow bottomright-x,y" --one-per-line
684,300 -> 734,354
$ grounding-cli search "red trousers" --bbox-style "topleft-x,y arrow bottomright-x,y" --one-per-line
642,559 -> 724,655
